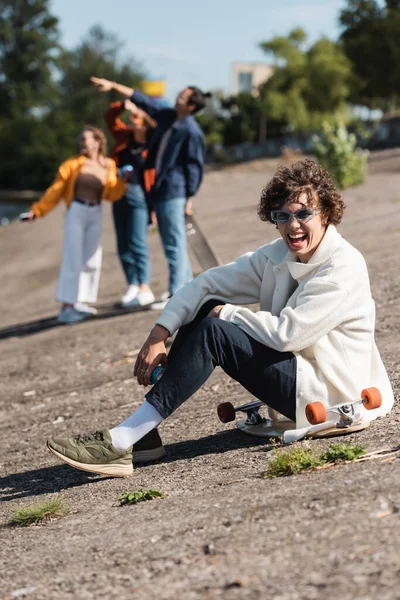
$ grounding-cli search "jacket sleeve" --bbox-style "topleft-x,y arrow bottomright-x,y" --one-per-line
30,161 -> 71,218
104,101 -> 130,140
103,160 -> 126,202
219,274 -> 350,353
131,90 -> 168,120
184,131 -> 205,197
156,247 -> 268,335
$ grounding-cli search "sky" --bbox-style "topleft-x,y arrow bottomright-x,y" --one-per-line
50,0 -> 347,101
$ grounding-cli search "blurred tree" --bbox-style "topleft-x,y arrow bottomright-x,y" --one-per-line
222,93 -> 263,146
258,29 -> 352,135
0,19 -> 145,189
195,90 -> 227,154
56,26 -> 145,131
0,0 -> 59,118
339,0 -> 400,111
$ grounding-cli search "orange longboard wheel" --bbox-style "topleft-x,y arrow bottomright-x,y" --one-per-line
361,387 -> 382,410
217,402 -> 236,423
305,401 -> 327,425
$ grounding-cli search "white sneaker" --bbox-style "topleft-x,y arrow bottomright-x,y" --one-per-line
120,285 -> 139,306
57,307 -> 88,324
150,292 -> 172,311
123,289 -> 155,308
75,302 -> 98,315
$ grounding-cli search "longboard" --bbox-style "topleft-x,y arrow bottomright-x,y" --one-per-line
185,214 -> 222,271
236,418 -> 369,443
218,388 -> 381,444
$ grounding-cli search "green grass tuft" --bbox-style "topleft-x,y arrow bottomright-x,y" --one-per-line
264,445 -> 321,477
10,497 -> 67,527
119,488 -> 165,506
264,442 -> 367,478
321,442 -> 366,463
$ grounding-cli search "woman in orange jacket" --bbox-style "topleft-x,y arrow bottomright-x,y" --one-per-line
104,99 -> 156,308
25,126 -> 126,324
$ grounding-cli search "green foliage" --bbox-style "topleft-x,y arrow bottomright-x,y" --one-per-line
0,1 -> 145,190
195,90 -> 228,148
312,121 -> 369,188
10,497 -> 67,526
340,0 -> 400,110
57,26 -> 144,132
222,93 -> 264,145
119,489 -> 165,506
258,30 -> 353,134
0,0 -> 60,118
264,442 -> 367,478
264,445 -> 321,477
321,443 -> 365,462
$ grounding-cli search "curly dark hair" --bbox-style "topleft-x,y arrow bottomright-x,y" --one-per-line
258,159 -> 345,226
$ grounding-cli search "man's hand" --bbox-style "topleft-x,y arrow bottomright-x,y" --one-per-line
185,198 -> 193,216
149,210 -> 157,226
208,305 -> 224,318
134,325 -> 170,386
90,76 -> 114,92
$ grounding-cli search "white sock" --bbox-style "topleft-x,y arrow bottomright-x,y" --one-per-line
110,400 -> 164,450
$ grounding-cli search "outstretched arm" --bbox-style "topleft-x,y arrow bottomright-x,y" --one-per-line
91,76 -> 134,98
91,76 -> 167,120
30,161 -> 71,218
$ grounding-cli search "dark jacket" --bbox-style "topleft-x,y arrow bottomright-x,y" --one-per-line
131,90 -> 205,202
104,101 -> 146,186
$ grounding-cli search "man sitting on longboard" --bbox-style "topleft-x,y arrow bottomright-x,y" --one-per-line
47,159 -> 394,477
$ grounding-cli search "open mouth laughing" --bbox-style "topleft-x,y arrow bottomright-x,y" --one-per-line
287,232 -> 308,249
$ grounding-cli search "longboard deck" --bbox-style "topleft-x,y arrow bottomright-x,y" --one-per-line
185,214 -> 222,271
0,302 -> 152,340
236,419 -> 369,439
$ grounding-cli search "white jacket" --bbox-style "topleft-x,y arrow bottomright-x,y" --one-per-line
157,225 -> 394,427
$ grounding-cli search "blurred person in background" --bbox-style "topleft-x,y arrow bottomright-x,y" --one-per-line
91,76 -> 209,308
24,126 -> 126,324
103,98 -> 157,308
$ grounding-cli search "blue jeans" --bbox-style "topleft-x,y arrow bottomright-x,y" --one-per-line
154,197 -> 192,295
112,184 -> 150,285
146,300 -> 297,421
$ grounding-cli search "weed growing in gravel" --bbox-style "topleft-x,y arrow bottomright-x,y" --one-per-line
10,497 -> 67,526
264,442 -> 366,478
119,489 -> 165,506
321,442 -> 365,463
265,445 -> 321,477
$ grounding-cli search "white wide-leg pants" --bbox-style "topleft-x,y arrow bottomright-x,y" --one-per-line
55,201 -> 103,305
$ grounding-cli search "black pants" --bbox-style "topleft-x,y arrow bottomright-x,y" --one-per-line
146,300 -> 297,421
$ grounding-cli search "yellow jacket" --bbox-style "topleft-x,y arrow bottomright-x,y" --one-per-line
31,155 -> 126,218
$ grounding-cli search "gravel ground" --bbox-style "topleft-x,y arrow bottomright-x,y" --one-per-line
0,156 -> 399,600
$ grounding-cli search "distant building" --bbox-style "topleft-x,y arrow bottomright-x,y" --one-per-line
231,63 -> 273,96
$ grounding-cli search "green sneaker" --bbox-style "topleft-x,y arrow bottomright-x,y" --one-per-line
47,429 -> 133,477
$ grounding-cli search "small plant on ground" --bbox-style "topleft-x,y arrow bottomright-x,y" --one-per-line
264,445 -> 321,477
119,488 -> 165,506
10,497 -> 67,527
320,442 -> 365,463
264,442 -> 367,478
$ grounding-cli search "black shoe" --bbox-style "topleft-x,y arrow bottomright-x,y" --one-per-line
132,429 -> 166,464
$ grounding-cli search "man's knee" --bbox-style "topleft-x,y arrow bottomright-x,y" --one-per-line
196,316 -> 228,339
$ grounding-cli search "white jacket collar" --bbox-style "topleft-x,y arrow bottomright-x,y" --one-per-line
264,225 -> 342,281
